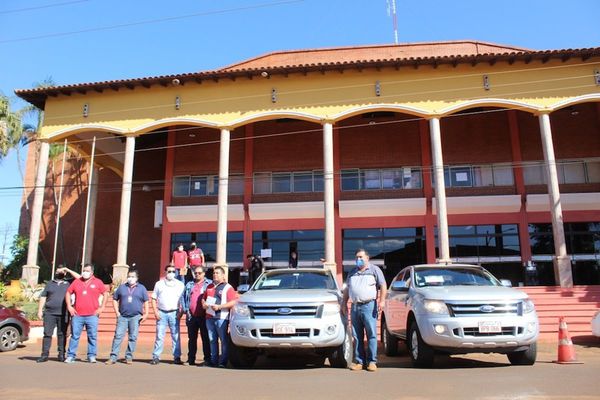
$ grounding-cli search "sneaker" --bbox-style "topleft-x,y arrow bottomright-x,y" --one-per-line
125,359 -> 133,365
105,359 -> 116,365
349,363 -> 363,371
36,356 -> 48,363
150,358 -> 160,365
87,357 -> 97,363
366,362 -> 377,372
218,364 -> 227,368
173,357 -> 183,365
64,357 -> 75,364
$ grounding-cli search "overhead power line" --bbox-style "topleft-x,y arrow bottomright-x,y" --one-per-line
0,0 -> 92,15
0,0 -> 304,44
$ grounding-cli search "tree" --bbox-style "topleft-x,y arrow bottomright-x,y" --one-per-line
0,95 -> 23,161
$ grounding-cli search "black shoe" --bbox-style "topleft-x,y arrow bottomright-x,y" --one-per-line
36,356 -> 48,363
188,360 -> 196,366
150,358 -> 160,365
218,364 -> 227,368
57,354 -> 65,362
174,357 -> 183,365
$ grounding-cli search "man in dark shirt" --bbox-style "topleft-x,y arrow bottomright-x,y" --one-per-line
105,269 -> 149,364
181,266 -> 212,365
36,267 -> 81,363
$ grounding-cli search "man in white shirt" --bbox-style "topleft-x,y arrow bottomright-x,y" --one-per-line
150,265 -> 185,365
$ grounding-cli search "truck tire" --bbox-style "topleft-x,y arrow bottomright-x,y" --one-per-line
228,338 -> 258,369
507,342 -> 537,365
408,321 -> 435,368
382,318 -> 399,356
328,328 -> 353,368
0,326 -> 20,352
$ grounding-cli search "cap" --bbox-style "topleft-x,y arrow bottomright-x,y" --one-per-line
191,242 -> 197,246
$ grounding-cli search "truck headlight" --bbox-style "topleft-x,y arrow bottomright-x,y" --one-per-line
423,299 -> 449,315
233,303 -> 250,318
522,299 -> 535,314
322,302 -> 341,316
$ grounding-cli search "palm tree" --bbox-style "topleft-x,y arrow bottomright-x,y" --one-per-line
0,94 -> 23,160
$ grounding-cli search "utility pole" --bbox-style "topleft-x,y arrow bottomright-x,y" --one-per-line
386,0 -> 399,44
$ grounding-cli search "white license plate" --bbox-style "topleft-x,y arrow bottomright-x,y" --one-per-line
478,321 -> 502,333
273,323 -> 296,334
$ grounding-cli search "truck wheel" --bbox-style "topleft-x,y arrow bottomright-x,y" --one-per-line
382,318 -> 398,356
507,342 -> 537,365
0,326 -> 20,352
228,338 -> 258,369
328,328 -> 353,368
407,321 -> 435,368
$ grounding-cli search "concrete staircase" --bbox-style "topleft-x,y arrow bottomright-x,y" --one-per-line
520,286 -> 600,341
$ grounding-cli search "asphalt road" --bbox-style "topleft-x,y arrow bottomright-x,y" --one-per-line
1,340 -> 599,400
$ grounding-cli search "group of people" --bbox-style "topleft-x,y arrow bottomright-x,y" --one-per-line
36,248 -> 387,371
37,262 -> 236,367
170,242 -> 205,283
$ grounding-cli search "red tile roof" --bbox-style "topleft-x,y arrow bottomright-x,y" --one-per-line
219,41 -> 531,71
15,41 -> 600,110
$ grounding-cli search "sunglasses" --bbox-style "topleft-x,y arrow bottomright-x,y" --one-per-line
167,270 -> 176,273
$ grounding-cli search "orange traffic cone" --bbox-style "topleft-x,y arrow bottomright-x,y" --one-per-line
554,316 -> 583,364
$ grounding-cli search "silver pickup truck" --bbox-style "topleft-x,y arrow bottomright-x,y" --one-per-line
229,268 -> 352,368
382,263 -> 539,367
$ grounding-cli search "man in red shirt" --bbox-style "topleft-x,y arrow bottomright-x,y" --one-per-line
182,266 -> 212,365
171,243 -> 188,283
64,264 -> 108,363
187,242 -> 205,269
202,266 -> 237,367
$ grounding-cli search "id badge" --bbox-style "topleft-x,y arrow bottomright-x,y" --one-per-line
127,296 -> 133,303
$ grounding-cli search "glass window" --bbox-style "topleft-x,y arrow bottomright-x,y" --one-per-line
229,174 -> 245,195
449,225 -> 476,236
254,172 -> 271,194
190,176 -> 207,196
404,168 -> 422,189
561,161 -> 586,184
272,172 -> 291,193
492,164 -> 514,186
475,225 -> 497,235
449,166 -> 472,187
341,169 -> 360,191
293,171 -> 313,192
523,163 -> 546,185
173,176 -> 190,197
473,165 -> 494,187
207,176 -> 218,196
586,160 -> 600,183
382,169 -> 402,189
267,230 -> 293,240
343,229 -> 382,238
361,169 -> 381,190
384,227 -> 419,237
313,170 -> 324,192
293,230 -> 324,239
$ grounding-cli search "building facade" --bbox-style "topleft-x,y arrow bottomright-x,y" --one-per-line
16,41 -> 600,289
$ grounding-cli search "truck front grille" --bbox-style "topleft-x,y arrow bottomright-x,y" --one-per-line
248,304 -> 320,318
457,327 -> 521,337
446,302 -> 520,317
259,328 -> 312,338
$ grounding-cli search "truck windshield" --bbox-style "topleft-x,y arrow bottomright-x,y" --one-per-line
414,267 -> 500,287
253,271 -> 336,290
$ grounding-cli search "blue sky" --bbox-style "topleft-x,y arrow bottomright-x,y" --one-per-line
1,0 -> 599,261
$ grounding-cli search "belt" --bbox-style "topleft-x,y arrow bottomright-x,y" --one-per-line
354,299 -> 375,305
159,309 -> 178,313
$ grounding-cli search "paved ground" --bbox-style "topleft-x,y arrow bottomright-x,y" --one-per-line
1,338 -> 600,400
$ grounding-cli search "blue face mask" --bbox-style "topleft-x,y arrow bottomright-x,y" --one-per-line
356,259 -> 365,267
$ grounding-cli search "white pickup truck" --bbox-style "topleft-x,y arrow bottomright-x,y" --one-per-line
381,263 -> 539,367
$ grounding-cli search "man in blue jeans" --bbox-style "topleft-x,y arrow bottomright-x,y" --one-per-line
181,266 -> 212,365
342,249 -> 387,372
202,266 -> 237,367
64,264 -> 109,363
150,265 -> 185,365
105,269 -> 149,365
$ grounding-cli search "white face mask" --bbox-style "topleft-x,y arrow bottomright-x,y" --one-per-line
178,246 -> 184,252
127,277 -> 138,285
82,271 -> 92,280
166,272 -> 176,281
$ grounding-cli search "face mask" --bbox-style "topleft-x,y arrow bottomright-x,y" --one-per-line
166,272 -> 176,281
82,271 -> 92,280
54,272 -> 66,281
178,246 -> 184,252
127,277 -> 138,285
356,259 -> 365,268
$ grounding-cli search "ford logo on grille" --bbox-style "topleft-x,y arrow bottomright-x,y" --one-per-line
479,305 -> 496,313
277,307 -> 293,315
